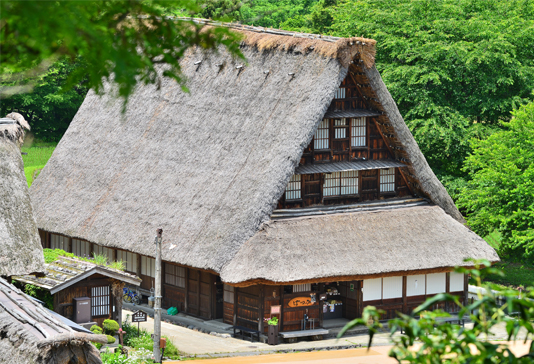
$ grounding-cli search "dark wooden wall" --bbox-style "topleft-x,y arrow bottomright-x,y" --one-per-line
54,274 -> 114,327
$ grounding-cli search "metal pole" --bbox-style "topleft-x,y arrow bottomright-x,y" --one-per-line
153,228 -> 163,362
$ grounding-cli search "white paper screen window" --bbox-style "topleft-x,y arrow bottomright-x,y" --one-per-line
335,87 -> 346,99
323,172 -> 341,196
91,286 -> 110,316
406,274 -> 426,296
285,174 -> 301,200
334,118 -> 347,138
363,278 -> 382,301
426,273 -> 446,294
51,234 -> 69,251
380,168 -> 395,192
449,272 -> 464,292
93,245 -> 114,263
223,284 -> 234,303
117,251 -> 138,273
324,171 -> 358,196
141,256 -> 156,278
383,276 -> 403,299
314,119 -> 329,149
293,283 -> 311,293
351,117 -> 366,147
72,239 -> 91,258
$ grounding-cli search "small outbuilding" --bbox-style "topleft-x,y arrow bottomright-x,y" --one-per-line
13,256 -> 141,327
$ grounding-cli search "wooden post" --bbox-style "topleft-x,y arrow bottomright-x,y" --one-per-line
259,285 -> 264,334
402,276 -> 407,314
184,268 -> 189,314
153,229 -> 163,363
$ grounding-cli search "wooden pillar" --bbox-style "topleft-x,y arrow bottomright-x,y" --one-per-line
233,287 -> 238,325
402,276 -> 407,314
258,285 -> 264,333
445,272 -> 451,313
109,285 -> 113,320
280,285 -> 285,332
318,283 -> 324,328
184,268 -> 189,314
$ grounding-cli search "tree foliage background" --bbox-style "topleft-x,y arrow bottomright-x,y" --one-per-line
3,0 -> 534,260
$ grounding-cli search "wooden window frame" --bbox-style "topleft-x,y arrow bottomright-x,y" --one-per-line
323,171 -> 359,197
380,168 -> 396,193
333,118 -> 348,139
351,117 -> 367,147
314,119 -> 330,150
91,286 -> 110,317
165,263 -> 186,288
285,174 -> 302,201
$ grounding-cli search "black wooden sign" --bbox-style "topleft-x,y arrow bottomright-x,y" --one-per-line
132,310 -> 147,323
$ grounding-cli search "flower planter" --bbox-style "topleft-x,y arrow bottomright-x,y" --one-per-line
268,325 -> 279,345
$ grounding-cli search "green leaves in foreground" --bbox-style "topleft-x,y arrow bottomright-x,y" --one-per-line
1,0 -> 243,103
339,261 -> 534,363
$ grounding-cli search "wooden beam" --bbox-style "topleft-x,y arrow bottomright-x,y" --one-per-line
225,266 -> 466,288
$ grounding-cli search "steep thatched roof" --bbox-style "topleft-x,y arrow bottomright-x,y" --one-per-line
14,255 -> 141,294
222,202 -> 499,286
0,278 -> 106,364
1,113 -> 45,276
31,22 -> 466,277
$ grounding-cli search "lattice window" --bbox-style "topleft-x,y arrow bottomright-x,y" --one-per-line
314,119 -> 329,149
293,283 -> 311,292
334,118 -> 347,139
380,168 -> 395,192
285,174 -> 301,200
324,171 -> 359,196
91,286 -> 110,316
223,284 -> 234,303
351,117 -> 366,147
165,263 -> 186,288
335,87 -> 346,99
340,170 -> 359,195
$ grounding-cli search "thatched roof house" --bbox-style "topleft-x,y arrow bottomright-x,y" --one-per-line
0,277 -> 106,364
1,113 -> 45,276
31,21 -> 497,332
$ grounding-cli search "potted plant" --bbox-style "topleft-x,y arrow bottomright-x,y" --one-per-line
266,316 -> 279,345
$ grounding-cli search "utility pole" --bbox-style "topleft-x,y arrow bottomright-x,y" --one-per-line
153,228 -> 163,363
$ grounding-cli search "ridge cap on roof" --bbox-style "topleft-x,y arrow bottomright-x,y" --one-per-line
137,16 -> 377,68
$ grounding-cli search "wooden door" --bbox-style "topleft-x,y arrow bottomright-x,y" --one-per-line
360,169 -> 378,201
187,268 -> 200,316
236,286 -> 261,330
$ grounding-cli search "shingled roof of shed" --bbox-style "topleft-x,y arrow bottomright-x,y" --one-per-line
1,113 -> 45,277
31,21 -> 466,277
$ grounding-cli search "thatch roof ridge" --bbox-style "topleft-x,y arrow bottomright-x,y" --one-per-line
1,114 -> 45,277
220,204 -> 498,285
361,67 -> 464,222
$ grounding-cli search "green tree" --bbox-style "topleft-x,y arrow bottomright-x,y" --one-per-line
325,0 -> 534,183
0,59 -> 89,142
340,262 -> 534,363
459,101 -> 534,261
1,0 -> 243,102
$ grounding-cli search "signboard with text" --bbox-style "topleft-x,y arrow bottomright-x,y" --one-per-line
132,310 -> 148,323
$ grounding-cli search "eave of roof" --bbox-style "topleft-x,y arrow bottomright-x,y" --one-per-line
294,160 -> 406,175
220,204 -> 499,284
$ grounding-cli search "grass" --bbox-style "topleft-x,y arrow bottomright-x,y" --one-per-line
480,231 -> 534,289
20,141 -> 57,186
43,248 -> 125,271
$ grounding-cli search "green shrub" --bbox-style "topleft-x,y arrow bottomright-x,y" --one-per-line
90,325 -> 103,335
106,335 -> 116,344
103,319 -> 119,335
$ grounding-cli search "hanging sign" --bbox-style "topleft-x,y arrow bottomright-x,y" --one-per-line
287,297 -> 314,308
132,310 -> 147,323
270,305 -> 281,315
